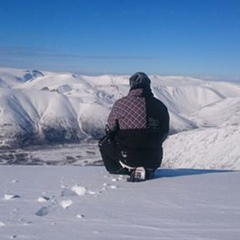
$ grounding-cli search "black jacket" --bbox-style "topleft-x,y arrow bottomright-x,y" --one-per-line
107,87 -> 169,169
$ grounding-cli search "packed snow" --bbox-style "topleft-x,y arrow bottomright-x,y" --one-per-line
0,166 -> 240,240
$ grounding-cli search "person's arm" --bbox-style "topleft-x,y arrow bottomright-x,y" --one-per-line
107,101 -> 119,132
160,106 -> 170,144
99,103 -> 119,146
104,101 -> 120,140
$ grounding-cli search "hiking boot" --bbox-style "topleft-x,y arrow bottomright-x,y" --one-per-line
128,167 -> 146,182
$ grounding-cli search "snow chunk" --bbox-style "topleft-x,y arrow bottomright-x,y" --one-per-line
12,179 -> 19,183
37,196 -> 51,202
4,194 -> 21,200
60,199 -> 73,209
71,185 -> 87,196
0,221 -> 6,227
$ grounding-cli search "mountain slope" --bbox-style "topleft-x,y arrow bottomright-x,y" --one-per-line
163,126 -> 240,169
0,68 -> 240,170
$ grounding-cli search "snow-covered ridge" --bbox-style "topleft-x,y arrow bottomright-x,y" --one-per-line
0,68 -> 240,158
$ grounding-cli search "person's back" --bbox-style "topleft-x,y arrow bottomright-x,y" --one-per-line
99,72 -> 169,180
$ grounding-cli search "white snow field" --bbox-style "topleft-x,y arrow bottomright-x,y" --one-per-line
0,166 -> 239,240
0,68 -> 240,239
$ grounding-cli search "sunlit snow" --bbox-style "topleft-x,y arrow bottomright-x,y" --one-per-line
0,68 -> 240,240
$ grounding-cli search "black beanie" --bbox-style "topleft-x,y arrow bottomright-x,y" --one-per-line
129,72 -> 151,90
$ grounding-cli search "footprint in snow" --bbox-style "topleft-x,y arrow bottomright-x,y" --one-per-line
35,203 -> 58,217
102,182 -> 119,190
61,185 -> 87,197
61,188 -> 78,197
111,175 -> 124,182
35,206 -> 51,217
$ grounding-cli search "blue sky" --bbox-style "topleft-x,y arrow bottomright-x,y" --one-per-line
0,0 -> 240,77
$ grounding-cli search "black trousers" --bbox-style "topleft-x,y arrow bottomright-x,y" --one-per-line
99,138 -> 162,177
99,139 -> 129,174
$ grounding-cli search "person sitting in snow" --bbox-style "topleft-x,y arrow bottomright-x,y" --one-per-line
99,72 -> 170,182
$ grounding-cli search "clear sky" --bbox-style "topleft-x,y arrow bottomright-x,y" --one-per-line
0,0 -> 240,77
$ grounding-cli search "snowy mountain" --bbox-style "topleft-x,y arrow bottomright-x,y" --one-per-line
0,68 -> 240,169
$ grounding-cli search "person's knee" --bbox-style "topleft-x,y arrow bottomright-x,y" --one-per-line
107,169 -> 118,174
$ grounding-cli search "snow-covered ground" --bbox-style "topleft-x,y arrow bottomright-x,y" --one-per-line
0,166 -> 239,240
0,68 -> 240,239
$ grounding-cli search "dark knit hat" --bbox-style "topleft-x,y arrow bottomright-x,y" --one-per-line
129,72 -> 151,90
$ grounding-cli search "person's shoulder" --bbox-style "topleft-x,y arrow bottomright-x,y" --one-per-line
152,97 -> 168,109
152,96 -> 164,104
116,94 -> 129,103
113,96 -> 128,107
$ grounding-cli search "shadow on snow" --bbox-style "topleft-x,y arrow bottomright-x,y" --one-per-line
154,168 -> 235,179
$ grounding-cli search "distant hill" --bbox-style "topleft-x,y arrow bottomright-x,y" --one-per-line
0,67 -> 240,169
